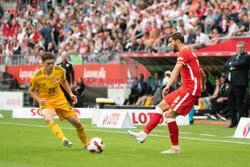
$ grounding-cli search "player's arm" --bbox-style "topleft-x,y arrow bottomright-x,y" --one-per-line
200,68 -> 207,92
60,79 -> 77,104
29,88 -> 45,106
29,76 -> 46,106
162,63 -> 183,97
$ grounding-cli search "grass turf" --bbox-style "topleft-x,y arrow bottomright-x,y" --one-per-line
0,110 -> 250,167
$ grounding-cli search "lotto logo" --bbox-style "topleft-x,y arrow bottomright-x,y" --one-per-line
243,121 -> 250,137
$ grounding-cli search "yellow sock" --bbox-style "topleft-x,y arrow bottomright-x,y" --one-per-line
198,102 -> 204,110
48,121 -> 66,141
76,126 -> 87,147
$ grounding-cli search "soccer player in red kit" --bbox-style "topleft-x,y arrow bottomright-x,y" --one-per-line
128,32 -> 206,154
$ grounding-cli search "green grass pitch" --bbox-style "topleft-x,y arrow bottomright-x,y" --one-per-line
0,110 -> 250,167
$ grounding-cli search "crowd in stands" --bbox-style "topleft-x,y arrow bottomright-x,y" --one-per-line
0,0 -> 249,62
198,72 -> 231,120
124,71 -> 176,107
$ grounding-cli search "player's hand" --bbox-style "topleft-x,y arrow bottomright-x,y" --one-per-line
162,86 -> 170,98
40,98 -> 46,106
201,85 -> 207,92
70,95 -> 77,104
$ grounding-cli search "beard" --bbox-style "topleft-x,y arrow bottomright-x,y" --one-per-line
172,43 -> 178,53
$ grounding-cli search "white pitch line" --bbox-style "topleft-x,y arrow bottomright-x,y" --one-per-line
180,132 -> 193,135
0,121 -> 249,145
199,134 -> 217,137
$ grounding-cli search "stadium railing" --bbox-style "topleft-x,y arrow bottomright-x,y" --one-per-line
157,35 -> 250,53
0,52 -> 121,66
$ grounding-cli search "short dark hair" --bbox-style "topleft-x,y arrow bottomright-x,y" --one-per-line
42,52 -> 55,62
237,41 -> 246,47
168,32 -> 185,44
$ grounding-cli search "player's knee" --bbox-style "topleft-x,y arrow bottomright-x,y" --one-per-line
157,100 -> 170,112
73,119 -> 82,128
165,110 -> 178,119
75,122 -> 82,128
44,117 -> 54,124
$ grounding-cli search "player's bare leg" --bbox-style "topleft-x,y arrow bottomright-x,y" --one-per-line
161,109 -> 180,154
67,115 -> 88,148
128,100 -> 170,143
42,108 -> 72,147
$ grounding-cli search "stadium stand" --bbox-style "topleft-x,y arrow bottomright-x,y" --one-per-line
0,0 -> 249,112
0,0 -> 249,59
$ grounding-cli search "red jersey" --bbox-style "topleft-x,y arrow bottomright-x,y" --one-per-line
176,47 -> 201,96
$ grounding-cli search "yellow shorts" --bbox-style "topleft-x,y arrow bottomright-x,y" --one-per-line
40,101 -> 76,121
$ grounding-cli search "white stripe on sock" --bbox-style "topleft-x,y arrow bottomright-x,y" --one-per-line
155,106 -> 164,115
166,118 -> 175,123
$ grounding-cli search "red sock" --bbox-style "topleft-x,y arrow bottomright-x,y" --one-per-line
143,113 -> 162,134
167,121 -> 179,145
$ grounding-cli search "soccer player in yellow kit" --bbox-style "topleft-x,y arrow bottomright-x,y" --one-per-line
29,52 -> 87,148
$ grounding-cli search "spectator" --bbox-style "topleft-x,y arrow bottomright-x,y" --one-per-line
36,5 -> 44,18
194,26 -> 210,49
207,74 -> 229,120
186,28 -> 196,46
130,37 -> 139,52
178,9 -> 189,24
240,6 -> 248,16
205,9 -> 214,25
162,70 -> 171,87
35,48 -> 44,65
135,73 -> 152,105
40,22 -> 54,52
47,42 -> 56,54
235,15 -> 249,36
0,4 -> 3,19
116,42 -> 125,52
51,22 -> 60,47
73,77 -> 86,107
11,38 -> 21,55
40,0 -> 48,14
176,19 -> 192,33
123,77 -> 139,105
224,41 -> 250,128
226,18 -> 238,37
210,28 -> 221,45
198,77 -> 220,111
152,71 -> 163,105
220,14 -> 228,34
137,72 -> 162,106
136,38 -> 145,52
208,19 -> 222,36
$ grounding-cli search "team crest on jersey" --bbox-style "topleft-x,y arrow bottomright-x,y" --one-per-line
55,78 -> 60,83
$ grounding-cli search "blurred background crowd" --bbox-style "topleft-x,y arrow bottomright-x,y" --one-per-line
0,0 -> 249,62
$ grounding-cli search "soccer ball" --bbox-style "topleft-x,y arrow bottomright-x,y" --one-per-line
87,137 -> 105,153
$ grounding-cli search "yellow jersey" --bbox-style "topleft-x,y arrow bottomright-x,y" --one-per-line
29,66 -> 67,106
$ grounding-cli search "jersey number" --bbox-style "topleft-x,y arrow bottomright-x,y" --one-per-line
48,87 -> 56,94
